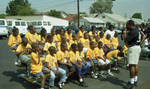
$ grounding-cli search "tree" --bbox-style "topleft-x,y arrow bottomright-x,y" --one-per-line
48,10 -> 62,18
6,0 -> 36,15
0,14 -> 6,18
132,13 -> 142,19
89,0 -> 113,14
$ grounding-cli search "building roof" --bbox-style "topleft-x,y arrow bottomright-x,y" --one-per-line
64,14 -> 77,22
83,17 -> 105,23
102,13 -> 127,23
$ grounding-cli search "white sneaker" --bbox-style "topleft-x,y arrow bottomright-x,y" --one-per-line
62,82 -> 65,86
108,72 -> 114,76
91,73 -> 98,79
100,74 -> 107,79
95,72 -> 99,76
58,83 -> 63,89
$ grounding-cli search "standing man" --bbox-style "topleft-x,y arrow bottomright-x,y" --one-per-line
124,20 -> 141,89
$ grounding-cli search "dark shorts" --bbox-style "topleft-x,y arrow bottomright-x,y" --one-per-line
34,67 -> 46,78
59,64 -> 75,73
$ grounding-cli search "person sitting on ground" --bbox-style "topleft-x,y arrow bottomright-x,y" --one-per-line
8,27 -> 22,50
30,43 -> 50,89
45,46 -> 66,89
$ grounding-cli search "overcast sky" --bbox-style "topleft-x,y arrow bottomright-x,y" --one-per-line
0,0 -> 149,20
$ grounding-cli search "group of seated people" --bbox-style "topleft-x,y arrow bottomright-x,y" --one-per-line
8,25 -> 127,89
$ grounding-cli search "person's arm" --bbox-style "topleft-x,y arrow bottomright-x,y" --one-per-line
140,34 -> 147,46
55,63 -> 59,75
45,62 -> 56,74
16,48 -> 30,55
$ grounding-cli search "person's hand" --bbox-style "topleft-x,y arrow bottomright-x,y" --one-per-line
83,61 -> 87,65
77,65 -> 82,68
55,70 -> 59,75
68,63 -> 72,67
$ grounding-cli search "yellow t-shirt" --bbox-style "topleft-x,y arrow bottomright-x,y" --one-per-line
97,31 -> 101,35
69,40 -> 78,48
106,50 -> 119,59
45,54 -> 57,68
56,34 -> 62,42
86,48 -> 96,59
77,31 -> 85,40
89,31 -> 96,40
111,37 -> 119,49
94,47 -> 105,59
99,37 -> 106,44
105,39 -> 111,47
65,32 -> 72,41
78,51 -> 84,59
92,39 -> 99,47
16,44 -> 31,55
68,51 -> 81,63
53,35 -> 58,42
8,34 -> 22,47
78,38 -> 90,48
123,45 -> 128,54
26,32 -> 38,44
56,50 -> 69,63
57,42 -> 69,51
25,32 -> 30,39
38,35 -> 46,44
43,42 -> 56,53
30,52 -> 43,74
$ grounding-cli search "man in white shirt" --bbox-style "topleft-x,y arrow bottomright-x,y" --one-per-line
105,25 -> 115,40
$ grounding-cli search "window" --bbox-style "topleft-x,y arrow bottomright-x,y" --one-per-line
102,16 -> 105,18
43,21 -> 47,26
31,22 -> 36,26
38,21 -> 42,26
0,20 -> 5,25
15,21 -> 20,26
48,22 -> 51,26
21,22 -> 26,26
7,21 -> 12,26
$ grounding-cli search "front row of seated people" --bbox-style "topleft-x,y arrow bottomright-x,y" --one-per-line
8,26 -> 125,89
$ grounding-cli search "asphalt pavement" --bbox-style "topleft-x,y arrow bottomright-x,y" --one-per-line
0,37 -> 150,89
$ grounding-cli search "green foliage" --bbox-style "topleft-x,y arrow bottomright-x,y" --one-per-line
48,10 -> 62,18
0,14 -> 6,18
80,12 -> 86,14
132,13 -> 142,19
6,0 -> 36,15
89,0 -> 113,14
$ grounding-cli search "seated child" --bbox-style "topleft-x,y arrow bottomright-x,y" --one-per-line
45,46 -> 66,89
38,28 -> 47,47
30,43 -> 50,89
69,34 -> 78,48
77,26 -> 85,40
56,42 -> 75,79
69,44 -> 88,87
8,27 -> 22,50
111,32 -> 119,50
51,29 -> 58,43
86,41 -> 98,79
16,38 -> 32,76
78,32 -> 90,53
92,35 -> 100,47
89,26 -> 97,41
57,29 -> 65,42
57,35 -> 69,51
95,41 -> 114,78
65,27 -> 72,43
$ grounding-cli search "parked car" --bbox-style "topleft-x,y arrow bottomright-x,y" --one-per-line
0,19 -> 8,39
6,19 -> 28,36
69,26 -> 79,34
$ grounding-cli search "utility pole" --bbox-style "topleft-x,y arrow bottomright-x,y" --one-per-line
77,0 -> 80,28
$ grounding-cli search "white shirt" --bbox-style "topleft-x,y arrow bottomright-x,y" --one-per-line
142,39 -> 150,51
105,29 -> 115,40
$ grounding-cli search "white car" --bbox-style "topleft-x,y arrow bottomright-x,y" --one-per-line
0,19 -> 8,39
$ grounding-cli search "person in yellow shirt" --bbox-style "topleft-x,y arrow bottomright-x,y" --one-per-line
56,42 -> 75,79
45,46 -> 66,89
86,41 -> 98,79
65,27 -> 72,43
25,26 -> 38,45
43,34 -> 56,54
95,41 -> 114,78
106,49 -> 124,73
69,34 -> 78,48
77,26 -> 85,40
57,35 -> 69,51
57,29 -> 65,42
16,38 -> 32,75
111,32 -> 119,49
38,28 -> 47,47
30,43 -> 50,89
89,26 -> 97,41
99,32 -> 106,44
105,34 -> 112,48
97,27 -> 105,35
51,29 -> 58,43
8,27 -> 22,50
78,32 -> 90,53
69,44 -> 88,87
92,35 -> 100,47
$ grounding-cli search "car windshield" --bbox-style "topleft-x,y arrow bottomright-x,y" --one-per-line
43,21 -> 47,26
15,21 -> 20,26
48,22 -> 51,26
21,22 -> 26,26
7,21 -> 12,26
0,20 -> 5,25
31,22 -> 36,26
38,21 -> 42,26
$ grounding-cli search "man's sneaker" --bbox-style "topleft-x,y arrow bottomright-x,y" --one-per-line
134,81 -> 138,87
91,73 -> 98,79
124,82 -> 135,89
79,81 -> 88,87
108,72 -> 114,76
100,73 -> 107,79
58,83 -> 63,89
62,82 -> 65,86
95,72 -> 99,76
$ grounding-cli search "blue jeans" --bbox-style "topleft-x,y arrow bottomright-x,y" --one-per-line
49,67 -> 66,87
73,62 -> 88,78
34,67 -> 46,78
86,59 -> 97,67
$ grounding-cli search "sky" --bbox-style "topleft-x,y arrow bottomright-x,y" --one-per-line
0,0 -> 150,20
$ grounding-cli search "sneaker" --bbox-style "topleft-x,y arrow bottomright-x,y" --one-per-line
100,74 -> 107,79
108,72 -> 114,76
134,81 -> 138,87
124,82 -> 135,89
95,72 -> 99,76
61,82 -> 65,86
80,82 -> 88,87
58,83 -> 63,89
91,73 -> 98,79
